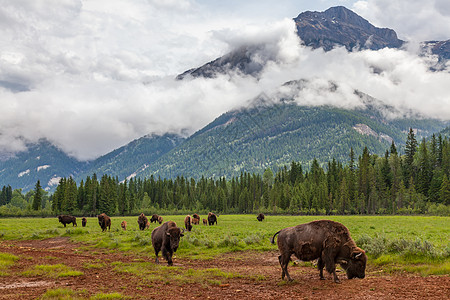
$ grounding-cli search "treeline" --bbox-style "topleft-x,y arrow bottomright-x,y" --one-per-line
1,129 -> 449,217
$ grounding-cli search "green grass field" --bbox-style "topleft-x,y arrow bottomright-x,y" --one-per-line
1,215 -> 449,275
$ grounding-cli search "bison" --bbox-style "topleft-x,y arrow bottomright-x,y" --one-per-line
202,219 -> 208,225
151,221 -> 184,266
271,220 -> 367,283
184,215 -> 193,232
58,215 -> 77,227
192,213 -> 200,225
207,212 -> 217,226
138,213 -> 148,231
157,216 -> 163,224
257,213 -> 265,222
81,217 -> 87,227
150,214 -> 159,223
121,220 -> 127,231
97,213 -> 111,232
146,220 -> 150,229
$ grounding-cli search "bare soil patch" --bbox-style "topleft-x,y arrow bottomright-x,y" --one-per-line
0,238 -> 448,299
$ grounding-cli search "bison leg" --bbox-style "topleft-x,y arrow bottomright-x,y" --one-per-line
278,254 -> 292,281
318,257 -> 325,280
322,237 -> 341,283
162,248 -> 173,266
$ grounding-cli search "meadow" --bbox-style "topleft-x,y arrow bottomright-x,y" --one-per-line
1,215 -> 449,271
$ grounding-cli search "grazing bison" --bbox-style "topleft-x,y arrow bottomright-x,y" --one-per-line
202,219 -> 208,225
138,213 -> 148,231
150,214 -> 159,223
157,216 -> 163,224
151,221 -> 184,266
121,220 -> 127,231
257,213 -> 265,222
207,212 -> 217,226
97,213 -> 111,232
271,220 -> 367,283
58,215 -> 77,227
184,215 -> 193,232
192,213 -> 200,225
81,217 -> 87,227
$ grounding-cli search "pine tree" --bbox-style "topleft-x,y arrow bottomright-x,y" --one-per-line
404,127 -> 418,185
32,180 -> 42,211
440,174 -> 450,205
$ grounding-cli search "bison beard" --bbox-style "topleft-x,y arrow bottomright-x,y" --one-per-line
271,220 -> 367,283
151,221 -> 184,266
138,213 -> 148,230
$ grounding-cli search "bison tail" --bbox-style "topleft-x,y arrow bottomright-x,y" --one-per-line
270,230 -> 281,244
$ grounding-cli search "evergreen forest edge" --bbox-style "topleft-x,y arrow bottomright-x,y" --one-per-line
1,128 -> 449,217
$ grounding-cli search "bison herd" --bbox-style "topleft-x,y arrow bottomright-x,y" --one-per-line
56,213 -> 366,283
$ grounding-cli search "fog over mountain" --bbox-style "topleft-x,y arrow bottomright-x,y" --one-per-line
0,0 -> 449,161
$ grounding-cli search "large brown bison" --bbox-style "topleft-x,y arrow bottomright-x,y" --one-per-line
184,215 -> 193,231
138,213 -> 148,231
207,212 -> 217,226
81,217 -> 87,227
157,216 -> 163,224
271,220 -> 367,283
150,214 -> 159,223
97,213 -> 111,232
151,221 -> 184,266
58,215 -> 77,227
257,213 -> 265,222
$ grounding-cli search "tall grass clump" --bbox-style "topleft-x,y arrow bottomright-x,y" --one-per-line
0,252 -> 19,276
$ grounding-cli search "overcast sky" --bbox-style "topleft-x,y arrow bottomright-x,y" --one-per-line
0,0 -> 449,160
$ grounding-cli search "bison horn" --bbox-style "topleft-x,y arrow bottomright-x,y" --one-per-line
355,252 -> 362,258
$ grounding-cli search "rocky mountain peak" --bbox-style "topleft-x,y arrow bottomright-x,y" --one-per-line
294,6 -> 404,51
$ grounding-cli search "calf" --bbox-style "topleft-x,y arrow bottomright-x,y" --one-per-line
121,220 -> 127,231
157,216 -> 163,224
151,221 -> 184,266
202,219 -> 208,225
150,214 -> 159,223
271,220 -> 367,283
81,217 -> 87,227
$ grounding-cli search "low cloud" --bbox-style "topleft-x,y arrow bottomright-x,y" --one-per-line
0,1 -> 449,161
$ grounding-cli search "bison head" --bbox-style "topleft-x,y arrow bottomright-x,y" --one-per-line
341,248 -> 367,279
166,227 -> 184,252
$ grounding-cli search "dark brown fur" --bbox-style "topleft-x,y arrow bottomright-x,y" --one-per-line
271,220 -> 367,283
184,215 -> 193,231
58,215 -> 77,227
138,213 -> 148,230
157,216 -> 163,224
151,221 -> 184,266
81,217 -> 87,227
192,213 -> 200,225
202,219 -> 207,225
207,212 -> 217,226
257,213 -> 265,222
150,214 -> 159,223
97,213 -> 111,232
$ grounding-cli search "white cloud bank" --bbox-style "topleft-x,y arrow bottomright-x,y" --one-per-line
0,0 -> 449,160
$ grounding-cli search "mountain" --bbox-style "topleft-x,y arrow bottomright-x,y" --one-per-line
0,139 -> 85,191
177,6 -> 447,79
134,92 -> 447,180
74,133 -> 185,182
294,6 -> 404,51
